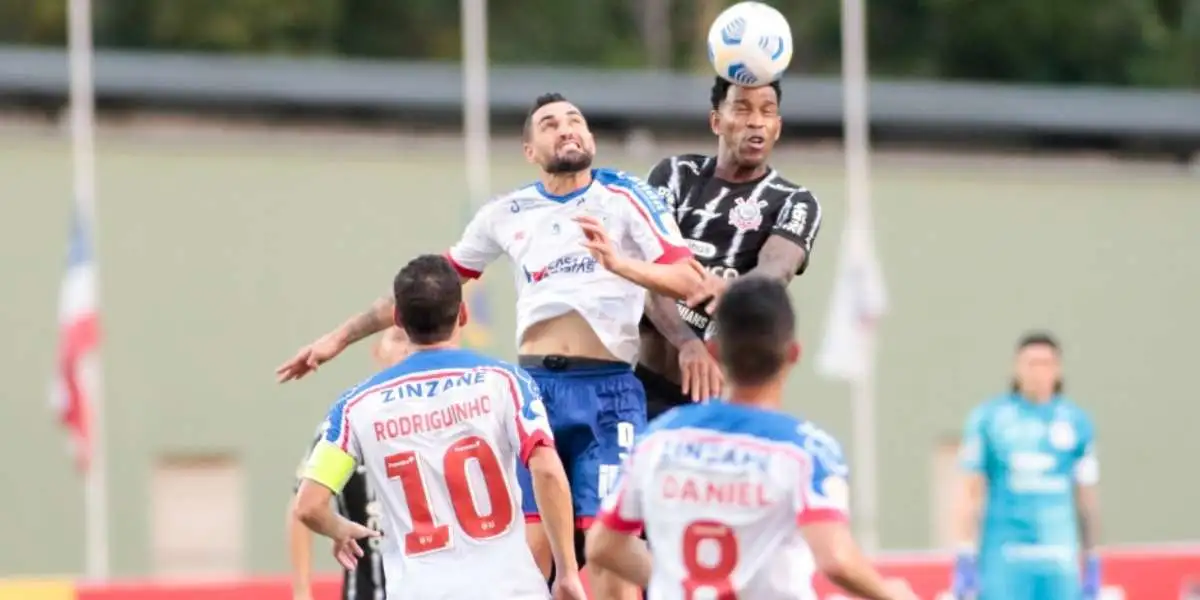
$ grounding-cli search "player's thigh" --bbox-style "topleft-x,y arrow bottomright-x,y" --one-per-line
571,371 -> 648,519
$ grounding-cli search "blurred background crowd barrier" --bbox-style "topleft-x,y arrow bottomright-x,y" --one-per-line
1,1 -> 1198,599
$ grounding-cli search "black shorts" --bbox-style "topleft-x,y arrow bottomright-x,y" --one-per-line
635,364 -> 690,422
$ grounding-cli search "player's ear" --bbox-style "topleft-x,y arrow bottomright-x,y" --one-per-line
709,110 -> 721,136
522,140 -> 536,164
786,340 -> 801,365
774,117 -> 782,141
458,301 -> 469,328
393,305 -> 403,329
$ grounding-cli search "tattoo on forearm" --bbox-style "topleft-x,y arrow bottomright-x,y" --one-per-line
345,295 -> 394,344
645,294 -> 699,349
751,238 -> 807,283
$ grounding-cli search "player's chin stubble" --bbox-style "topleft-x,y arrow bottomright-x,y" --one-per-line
544,152 -> 593,174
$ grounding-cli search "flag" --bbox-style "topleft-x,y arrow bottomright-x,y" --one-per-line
816,221 -> 886,381
462,279 -> 492,349
51,207 -> 101,472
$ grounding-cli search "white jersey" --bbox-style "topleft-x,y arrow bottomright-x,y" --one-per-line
596,403 -> 851,600
311,348 -> 556,600
445,168 -> 692,363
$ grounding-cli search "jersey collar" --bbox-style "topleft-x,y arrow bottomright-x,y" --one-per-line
534,170 -> 594,203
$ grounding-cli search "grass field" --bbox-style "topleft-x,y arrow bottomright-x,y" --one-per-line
2,119 -> 1199,576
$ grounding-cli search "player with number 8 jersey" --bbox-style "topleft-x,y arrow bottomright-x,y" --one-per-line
585,278 -> 917,600
294,256 -> 586,600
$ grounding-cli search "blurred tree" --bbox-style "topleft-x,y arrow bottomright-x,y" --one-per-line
0,0 -> 66,45
0,0 -> 1192,88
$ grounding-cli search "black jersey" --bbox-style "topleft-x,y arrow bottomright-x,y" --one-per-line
646,154 -> 822,338
295,432 -> 385,600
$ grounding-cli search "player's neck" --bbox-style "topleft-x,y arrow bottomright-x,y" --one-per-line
714,157 -> 769,184
409,340 -> 459,353
539,170 -> 593,197
726,380 -> 785,409
1019,390 -> 1055,404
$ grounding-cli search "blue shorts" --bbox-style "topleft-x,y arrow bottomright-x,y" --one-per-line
516,356 -> 647,527
980,555 -> 1081,600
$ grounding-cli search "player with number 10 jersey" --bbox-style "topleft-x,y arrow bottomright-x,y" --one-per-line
296,256 -> 584,600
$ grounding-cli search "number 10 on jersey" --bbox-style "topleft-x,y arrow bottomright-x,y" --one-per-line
385,435 -> 515,555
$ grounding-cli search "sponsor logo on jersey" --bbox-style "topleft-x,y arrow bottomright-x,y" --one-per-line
687,239 -> 718,258
522,255 -> 597,283
1049,420 -> 1076,450
728,197 -> 768,232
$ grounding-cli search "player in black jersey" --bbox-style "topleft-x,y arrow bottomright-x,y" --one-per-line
287,330 -> 406,600
637,77 -> 823,420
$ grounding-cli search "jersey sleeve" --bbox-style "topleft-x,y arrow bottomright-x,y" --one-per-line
445,203 -> 503,279
500,366 -> 554,465
606,173 -> 692,265
958,405 -> 989,474
795,423 -> 851,525
302,396 -> 363,494
644,157 -> 680,212
770,190 -> 823,275
1073,410 -> 1099,486
596,440 -> 646,534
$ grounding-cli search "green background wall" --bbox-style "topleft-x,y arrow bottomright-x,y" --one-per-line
3,129 -> 1198,577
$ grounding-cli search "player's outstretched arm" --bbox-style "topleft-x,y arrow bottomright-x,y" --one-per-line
803,521 -> 915,600
643,293 -> 723,402
276,293 -> 396,383
584,522 -> 652,589
575,215 -> 712,300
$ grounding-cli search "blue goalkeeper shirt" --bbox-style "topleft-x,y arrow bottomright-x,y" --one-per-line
959,393 -> 1097,567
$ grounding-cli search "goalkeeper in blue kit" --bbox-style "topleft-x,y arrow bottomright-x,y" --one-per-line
951,332 -> 1102,600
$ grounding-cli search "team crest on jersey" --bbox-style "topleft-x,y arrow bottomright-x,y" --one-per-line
728,197 -> 768,232
1049,420 -> 1076,450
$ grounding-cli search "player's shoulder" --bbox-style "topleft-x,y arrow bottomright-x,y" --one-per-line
476,183 -> 545,218
968,394 -> 1015,422
1055,396 -> 1095,428
763,170 -> 817,202
649,402 -> 826,448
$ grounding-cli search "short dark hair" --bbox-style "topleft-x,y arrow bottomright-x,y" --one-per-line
710,76 -> 783,111
392,255 -> 462,345
1011,330 -> 1064,394
523,92 -> 569,140
714,276 -> 795,386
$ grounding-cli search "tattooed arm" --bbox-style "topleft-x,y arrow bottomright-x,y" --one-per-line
750,189 -> 823,282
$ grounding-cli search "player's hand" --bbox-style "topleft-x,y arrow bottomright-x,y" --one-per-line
685,268 -> 728,315
331,521 -> 381,570
575,215 -> 625,272
883,577 -> 920,600
276,331 -> 348,383
950,552 -> 978,599
678,339 -> 723,402
550,569 -> 588,600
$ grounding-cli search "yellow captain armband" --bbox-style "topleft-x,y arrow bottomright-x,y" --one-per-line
302,440 -> 356,493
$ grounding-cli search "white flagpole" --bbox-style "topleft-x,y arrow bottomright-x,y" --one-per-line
68,0 -> 109,580
840,0 -> 880,554
461,0 -> 491,206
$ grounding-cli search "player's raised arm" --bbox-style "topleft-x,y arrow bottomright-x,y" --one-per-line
585,440 -> 652,589
275,206 -> 500,383
1073,413 -> 1103,600
796,429 -> 914,600
751,189 -> 822,282
502,366 -> 586,599
574,170 -> 718,301
292,401 -> 379,570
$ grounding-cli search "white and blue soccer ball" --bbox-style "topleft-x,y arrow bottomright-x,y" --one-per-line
707,2 -> 794,87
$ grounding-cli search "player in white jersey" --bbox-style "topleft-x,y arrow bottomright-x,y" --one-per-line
585,277 -> 918,600
279,94 -> 717,600
293,255 -> 587,600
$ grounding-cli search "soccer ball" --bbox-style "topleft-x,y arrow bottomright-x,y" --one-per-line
707,2 -> 794,87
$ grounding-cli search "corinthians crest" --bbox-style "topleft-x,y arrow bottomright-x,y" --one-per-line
728,197 -> 768,232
